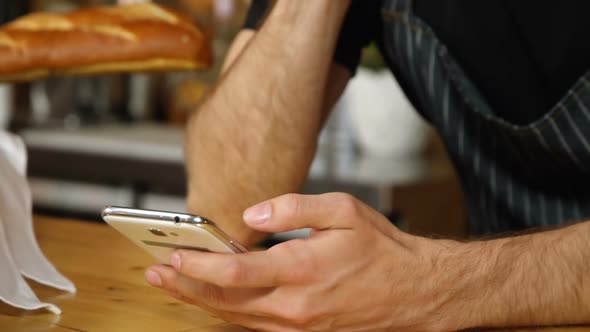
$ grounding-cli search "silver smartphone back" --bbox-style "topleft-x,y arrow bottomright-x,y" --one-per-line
102,206 -> 247,264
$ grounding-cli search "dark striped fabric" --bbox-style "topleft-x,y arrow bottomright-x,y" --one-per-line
380,0 -> 590,234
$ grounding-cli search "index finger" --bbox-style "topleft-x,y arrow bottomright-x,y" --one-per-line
172,244 -> 307,288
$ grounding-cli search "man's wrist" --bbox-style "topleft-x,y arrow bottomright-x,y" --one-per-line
426,238 -> 519,331
429,223 -> 590,331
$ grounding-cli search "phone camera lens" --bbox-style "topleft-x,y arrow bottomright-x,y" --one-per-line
174,216 -> 180,223
148,228 -> 167,237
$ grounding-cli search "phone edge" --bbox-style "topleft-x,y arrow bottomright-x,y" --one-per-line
102,206 -> 248,253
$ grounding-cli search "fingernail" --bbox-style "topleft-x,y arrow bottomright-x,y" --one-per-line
145,270 -> 162,287
243,201 -> 271,224
170,252 -> 181,270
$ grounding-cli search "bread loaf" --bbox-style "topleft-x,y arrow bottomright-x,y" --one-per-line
0,3 -> 212,82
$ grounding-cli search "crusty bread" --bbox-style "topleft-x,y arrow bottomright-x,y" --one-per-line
0,3 -> 212,82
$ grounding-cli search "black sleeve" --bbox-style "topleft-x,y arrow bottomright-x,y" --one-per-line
243,0 -> 380,74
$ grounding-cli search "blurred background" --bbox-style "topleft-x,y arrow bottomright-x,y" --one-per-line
0,0 -> 467,239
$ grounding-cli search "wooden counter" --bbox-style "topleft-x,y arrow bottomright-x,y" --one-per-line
0,216 -> 587,332
0,216 -> 247,332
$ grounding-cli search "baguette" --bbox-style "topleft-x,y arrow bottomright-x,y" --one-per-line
0,3 -> 212,82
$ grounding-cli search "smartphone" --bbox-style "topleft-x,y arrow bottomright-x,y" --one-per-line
101,206 -> 247,263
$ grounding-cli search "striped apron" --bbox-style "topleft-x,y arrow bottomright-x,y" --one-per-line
380,0 -> 590,234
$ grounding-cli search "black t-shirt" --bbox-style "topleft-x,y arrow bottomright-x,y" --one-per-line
244,1 -> 590,125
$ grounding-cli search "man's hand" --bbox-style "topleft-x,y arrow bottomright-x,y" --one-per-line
145,193 -> 590,331
145,193 -> 460,331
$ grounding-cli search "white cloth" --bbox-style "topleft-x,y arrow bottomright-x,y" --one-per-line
0,131 -> 76,315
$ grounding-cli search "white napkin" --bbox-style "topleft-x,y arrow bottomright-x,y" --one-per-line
0,131 -> 76,315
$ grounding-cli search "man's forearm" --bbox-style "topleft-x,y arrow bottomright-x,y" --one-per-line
186,1 -> 351,244
439,221 -> 590,330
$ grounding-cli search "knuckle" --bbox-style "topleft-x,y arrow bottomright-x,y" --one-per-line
271,240 -> 316,283
219,260 -> 246,287
276,298 -> 315,326
281,193 -> 303,220
200,284 -> 226,307
331,192 -> 361,218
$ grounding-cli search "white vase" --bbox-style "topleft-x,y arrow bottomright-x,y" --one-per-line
343,68 -> 429,157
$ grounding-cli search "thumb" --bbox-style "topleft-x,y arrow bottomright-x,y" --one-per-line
242,193 -> 360,233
